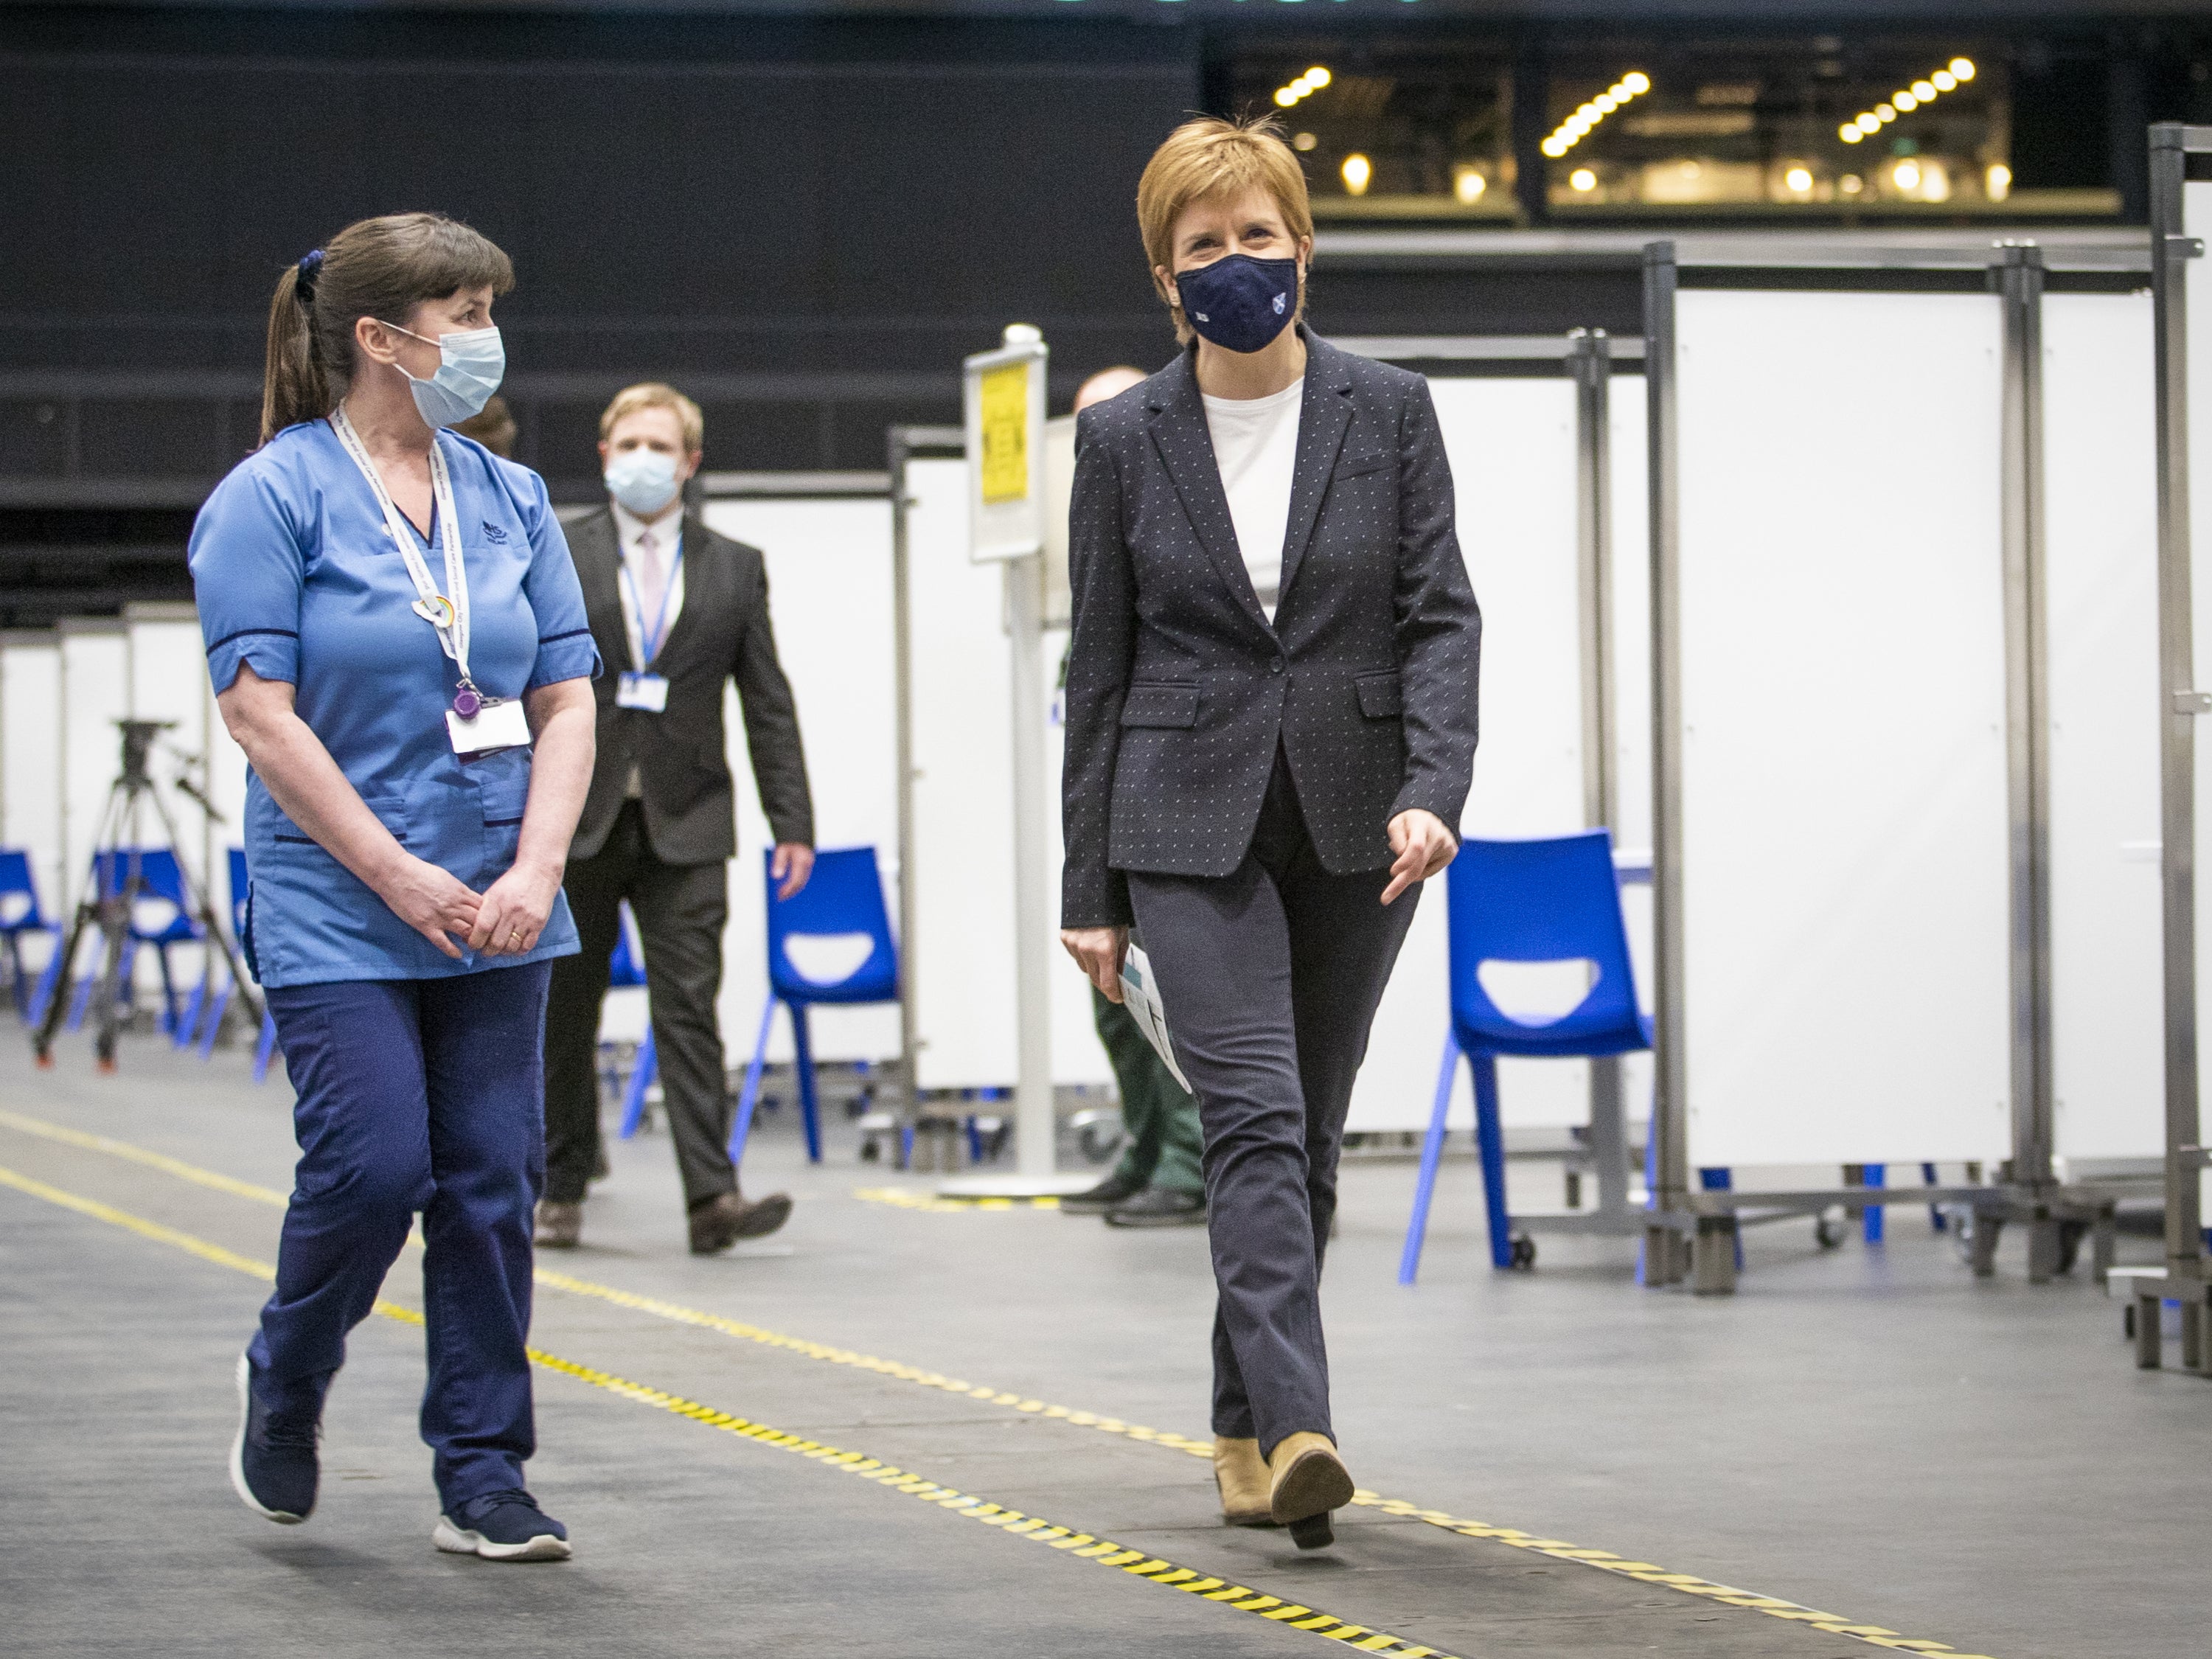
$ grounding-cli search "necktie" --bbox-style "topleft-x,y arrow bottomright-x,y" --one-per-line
636,527 -> 667,658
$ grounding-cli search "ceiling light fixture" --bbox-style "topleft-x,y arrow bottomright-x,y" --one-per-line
1840,55 -> 1978,149
1542,71 -> 1649,159
1273,66 -> 1333,109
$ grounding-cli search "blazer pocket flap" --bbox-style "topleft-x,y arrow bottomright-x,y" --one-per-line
1335,448 -> 1391,480
1120,683 -> 1200,728
1357,672 -> 1404,717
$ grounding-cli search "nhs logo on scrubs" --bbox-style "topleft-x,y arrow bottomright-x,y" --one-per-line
481,520 -> 508,543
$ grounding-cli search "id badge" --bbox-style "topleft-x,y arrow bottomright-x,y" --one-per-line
617,672 -> 670,713
446,696 -> 533,756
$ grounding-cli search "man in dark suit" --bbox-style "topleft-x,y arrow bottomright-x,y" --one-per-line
536,383 -> 815,1256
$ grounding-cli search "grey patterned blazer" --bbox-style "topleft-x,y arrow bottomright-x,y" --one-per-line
1060,331 -> 1482,930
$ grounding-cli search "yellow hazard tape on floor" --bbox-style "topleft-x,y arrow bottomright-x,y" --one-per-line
0,1107 -> 2000,1659
854,1186 -> 1062,1213
0,1161 -> 1459,1658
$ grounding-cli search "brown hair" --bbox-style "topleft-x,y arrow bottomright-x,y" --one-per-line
599,382 -> 705,454
260,212 -> 515,445
1135,116 -> 1314,344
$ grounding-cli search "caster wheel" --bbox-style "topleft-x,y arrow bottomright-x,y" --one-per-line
1815,1206 -> 1850,1250
1509,1234 -> 1537,1270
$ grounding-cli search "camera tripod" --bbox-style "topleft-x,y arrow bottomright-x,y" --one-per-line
32,720 -> 261,1073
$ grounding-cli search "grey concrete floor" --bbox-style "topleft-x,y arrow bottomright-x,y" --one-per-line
1,1023 -> 2204,1659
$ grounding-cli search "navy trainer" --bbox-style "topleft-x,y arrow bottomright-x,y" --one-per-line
433,1489 -> 571,1562
229,1354 -> 319,1523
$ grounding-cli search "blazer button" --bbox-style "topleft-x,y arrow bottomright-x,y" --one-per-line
1269,656 -> 1285,675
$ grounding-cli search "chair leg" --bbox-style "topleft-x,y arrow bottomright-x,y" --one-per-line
1398,1031 -> 1461,1285
253,1008 -> 278,1084
155,945 -> 178,1038
28,935 -> 63,1028
196,983 -> 231,1060
1863,1162 -> 1885,1244
619,1031 -> 658,1140
726,995 -> 779,1168
1470,1051 -> 1514,1270
790,1003 -> 823,1165
1923,1161 -> 1944,1231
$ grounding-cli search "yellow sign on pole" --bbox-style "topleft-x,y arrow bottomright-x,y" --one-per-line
978,361 -> 1030,505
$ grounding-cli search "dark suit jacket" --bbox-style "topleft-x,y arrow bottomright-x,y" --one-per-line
1060,333 -> 1481,929
566,505 -> 814,866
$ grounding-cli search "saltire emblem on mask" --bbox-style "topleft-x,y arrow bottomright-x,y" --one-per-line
1194,310 -> 1210,322
1273,293 -> 1287,314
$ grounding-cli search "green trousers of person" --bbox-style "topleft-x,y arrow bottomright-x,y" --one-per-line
1091,985 -> 1206,1197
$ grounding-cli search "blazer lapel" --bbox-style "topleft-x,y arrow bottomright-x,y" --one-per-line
1146,352 -> 1276,636
568,508 -> 633,673
647,510 -> 714,673
1274,336 -> 1355,610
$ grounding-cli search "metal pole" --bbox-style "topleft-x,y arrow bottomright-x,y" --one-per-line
2150,125 -> 2208,1325
1643,243 -> 1691,1284
1997,243 -> 2057,1200
888,428 -> 921,1119
1570,328 -> 1630,1220
1005,551 -> 1055,1180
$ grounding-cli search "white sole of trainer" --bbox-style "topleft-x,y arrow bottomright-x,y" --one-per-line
432,1517 -> 573,1562
229,1355 -> 306,1525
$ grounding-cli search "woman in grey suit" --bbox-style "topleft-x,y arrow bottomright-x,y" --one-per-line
1059,116 -> 1481,1550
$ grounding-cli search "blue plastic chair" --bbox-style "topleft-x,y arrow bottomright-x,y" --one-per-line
606,903 -> 662,1139
76,849 -> 201,1037
0,849 -> 55,1020
728,847 -> 898,1169
1399,830 -> 1652,1283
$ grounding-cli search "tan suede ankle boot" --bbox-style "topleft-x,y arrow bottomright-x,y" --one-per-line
1211,1436 -> 1273,1527
1267,1431 -> 1354,1549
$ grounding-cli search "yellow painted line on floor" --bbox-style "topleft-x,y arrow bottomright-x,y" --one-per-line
0,1162 -> 1460,1659
854,1186 -> 1062,1213
0,1107 -> 2000,1659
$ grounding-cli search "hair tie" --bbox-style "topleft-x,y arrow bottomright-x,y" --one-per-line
294,248 -> 324,305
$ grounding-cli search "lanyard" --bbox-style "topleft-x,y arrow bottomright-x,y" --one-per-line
619,535 -> 684,667
330,406 -> 479,703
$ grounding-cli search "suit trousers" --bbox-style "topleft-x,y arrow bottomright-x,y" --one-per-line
251,961 -> 551,1512
543,800 -> 734,1210
1127,754 -> 1418,1457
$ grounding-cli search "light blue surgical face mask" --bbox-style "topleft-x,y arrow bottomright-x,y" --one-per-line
387,321 -> 505,429
604,448 -> 681,516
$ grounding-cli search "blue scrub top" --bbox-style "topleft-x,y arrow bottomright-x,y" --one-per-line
189,418 -> 602,987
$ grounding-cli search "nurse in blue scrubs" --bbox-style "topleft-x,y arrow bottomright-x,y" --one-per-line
191,213 -> 600,1562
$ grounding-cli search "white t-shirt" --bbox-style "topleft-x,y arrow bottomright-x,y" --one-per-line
1202,379 -> 1304,622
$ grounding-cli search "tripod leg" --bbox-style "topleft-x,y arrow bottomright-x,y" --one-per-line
31,901 -> 97,1065
145,776 -> 264,1034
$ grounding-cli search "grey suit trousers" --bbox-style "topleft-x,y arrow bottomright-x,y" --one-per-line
1127,753 -> 1417,1455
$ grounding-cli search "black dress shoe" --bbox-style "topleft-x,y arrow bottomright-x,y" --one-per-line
1060,1171 -> 1146,1215
1104,1186 -> 1207,1228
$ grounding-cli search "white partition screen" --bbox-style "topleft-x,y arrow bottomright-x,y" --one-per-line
2188,181 -> 2212,1150
1675,289 -> 2011,1168
700,496 -> 901,1065
2045,293 -> 2162,1163
1,637 -> 65,919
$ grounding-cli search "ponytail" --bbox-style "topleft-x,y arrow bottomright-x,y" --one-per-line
260,254 -> 330,445
255,215 -> 514,448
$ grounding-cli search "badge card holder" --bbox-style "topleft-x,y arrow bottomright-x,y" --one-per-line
616,672 -> 669,712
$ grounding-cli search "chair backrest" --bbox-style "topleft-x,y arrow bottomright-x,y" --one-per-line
0,848 -> 42,931
608,900 -> 647,988
94,848 -> 201,943
1444,830 -> 1644,1054
765,846 -> 898,1005
228,847 -> 249,940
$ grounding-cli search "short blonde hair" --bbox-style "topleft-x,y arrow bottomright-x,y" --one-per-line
1135,116 -> 1314,342
599,381 -> 703,453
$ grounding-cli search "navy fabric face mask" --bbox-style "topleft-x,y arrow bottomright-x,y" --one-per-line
1175,254 -> 1300,355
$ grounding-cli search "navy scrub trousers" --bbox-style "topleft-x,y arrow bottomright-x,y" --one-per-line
1126,754 -> 1418,1459
248,960 -> 554,1510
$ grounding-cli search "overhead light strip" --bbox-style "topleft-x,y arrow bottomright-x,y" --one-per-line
1839,58 -> 1975,145
1541,73 -> 1650,161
